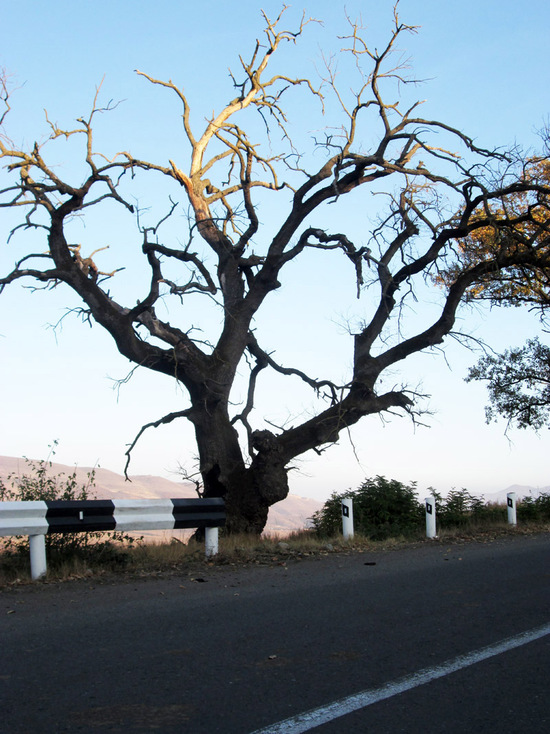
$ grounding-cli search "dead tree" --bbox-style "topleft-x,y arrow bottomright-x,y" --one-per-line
1,9 -> 549,532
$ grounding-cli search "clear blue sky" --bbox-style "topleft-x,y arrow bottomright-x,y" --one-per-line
1,0 -> 549,501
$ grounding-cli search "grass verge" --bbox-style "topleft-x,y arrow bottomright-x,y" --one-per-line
1,521 -> 549,588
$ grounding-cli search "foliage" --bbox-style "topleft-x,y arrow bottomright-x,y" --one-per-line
518,492 -> 550,521
437,155 -> 550,309
436,149 -> 550,432
311,476 -> 424,540
443,151 -> 550,432
311,481 -> 546,537
433,487 -> 490,528
0,450 -> 137,566
466,337 -> 550,430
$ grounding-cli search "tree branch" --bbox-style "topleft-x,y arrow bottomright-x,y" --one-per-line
124,408 -> 193,479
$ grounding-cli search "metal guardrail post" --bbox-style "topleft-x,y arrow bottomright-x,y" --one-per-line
29,534 -> 47,580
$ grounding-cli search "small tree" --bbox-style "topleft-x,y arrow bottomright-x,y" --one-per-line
1,8 -> 549,533
436,488 -> 486,528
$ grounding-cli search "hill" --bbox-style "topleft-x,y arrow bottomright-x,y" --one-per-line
0,456 -> 322,535
482,484 -> 550,503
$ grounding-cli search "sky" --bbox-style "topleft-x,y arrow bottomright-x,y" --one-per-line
1,0 -> 549,503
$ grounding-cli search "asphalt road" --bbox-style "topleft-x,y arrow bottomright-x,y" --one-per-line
1,533 -> 549,733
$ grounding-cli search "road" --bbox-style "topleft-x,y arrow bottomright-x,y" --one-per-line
1,533 -> 549,733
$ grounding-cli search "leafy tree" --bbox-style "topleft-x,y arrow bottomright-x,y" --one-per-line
1,9 -> 550,533
466,337 -> 550,430
441,148 -> 550,429
437,155 -> 550,310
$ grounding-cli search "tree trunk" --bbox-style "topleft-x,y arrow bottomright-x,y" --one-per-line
190,407 -> 289,534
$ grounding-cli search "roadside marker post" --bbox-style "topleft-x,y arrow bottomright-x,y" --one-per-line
205,526 -> 219,557
425,496 -> 437,538
342,498 -> 354,539
507,492 -> 517,526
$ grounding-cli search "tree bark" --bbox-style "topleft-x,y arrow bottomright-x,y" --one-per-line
189,402 -> 289,534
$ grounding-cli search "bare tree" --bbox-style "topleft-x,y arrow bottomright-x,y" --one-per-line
1,8 -> 549,532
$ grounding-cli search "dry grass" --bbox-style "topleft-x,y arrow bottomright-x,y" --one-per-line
436,520 -> 550,541
0,529 -> 373,586
126,528 -> 360,572
0,550 -> 96,586
1,522 -> 548,588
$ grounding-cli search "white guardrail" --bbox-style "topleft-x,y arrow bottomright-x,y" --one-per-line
0,497 -> 225,580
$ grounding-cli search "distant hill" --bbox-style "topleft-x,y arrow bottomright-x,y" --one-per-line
0,456 -> 322,535
483,485 -> 550,503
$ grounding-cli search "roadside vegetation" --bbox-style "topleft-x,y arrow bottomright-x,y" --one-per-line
1,467 -> 549,586
311,476 -> 550,538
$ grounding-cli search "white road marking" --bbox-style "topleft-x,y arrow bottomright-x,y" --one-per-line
251,622 -> 550,734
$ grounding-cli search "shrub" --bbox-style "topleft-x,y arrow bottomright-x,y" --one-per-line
312,479 -> 530,541
473,501 -> 507,524
518,492 -> 550,522
311,476 -> 424,540
437,488 -> 486,527
0,449 -> 137,569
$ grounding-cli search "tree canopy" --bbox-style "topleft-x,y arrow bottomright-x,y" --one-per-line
1,7 -> 550,533
466,338 -> 550,431
438,152 -> 550,309
445,145 -> 550,430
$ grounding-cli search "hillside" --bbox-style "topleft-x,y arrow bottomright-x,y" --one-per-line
0,456 -> 322,535
483,485 -> 550,503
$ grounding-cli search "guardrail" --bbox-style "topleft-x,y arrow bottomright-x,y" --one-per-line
0,497 -> 225,580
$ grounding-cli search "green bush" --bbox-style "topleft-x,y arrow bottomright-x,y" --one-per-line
473,501 -> 508,524
518,493 -> 550,522
311,479 -> 547,540
437,488 -> 488,527
0,450 -> 137,568
311,476 -> 424,540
